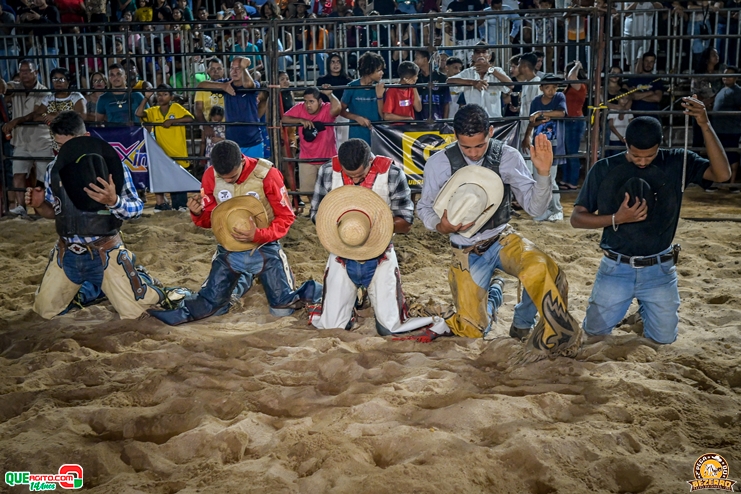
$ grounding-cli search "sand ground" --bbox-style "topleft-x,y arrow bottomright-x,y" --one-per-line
0,187 -> 739,493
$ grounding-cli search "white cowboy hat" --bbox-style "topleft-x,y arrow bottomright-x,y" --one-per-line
315,186 -> 394,261
211,196 -> 270,252
433,166 -> 505,238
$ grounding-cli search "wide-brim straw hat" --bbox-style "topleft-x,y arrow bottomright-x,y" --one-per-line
315,186 -> 394,261
433,166 -> 504,238
211,196 -> 270,252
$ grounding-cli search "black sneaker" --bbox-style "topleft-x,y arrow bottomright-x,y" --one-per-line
509,322 -> 531,340
154,203 -> 173,212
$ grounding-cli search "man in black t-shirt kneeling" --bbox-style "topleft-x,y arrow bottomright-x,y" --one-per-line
570,102 -> 731,344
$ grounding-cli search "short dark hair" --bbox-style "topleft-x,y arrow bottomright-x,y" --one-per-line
108,63 -> 124,74
533,50 -> 545,59
303,87 -> 322,99
625,117 -> 663,150
50,111 -> 87,137
211,140 -> 243,175
519,52 -> 538,70
509,54 -> 521,65
209,104 -> 224,119
397,61 -> 418,79
415,50 -> 430,62
50,67 -> 71,83
206,56 -> 223,68
337,139 -> 371,172
453,104 -> 490,137
18,59 -> 36,72
726,66 -> 740,73
357,52 -> 385,77
642,51 -> 657,60
446,56 -> 463,67
156,83 -> 173,95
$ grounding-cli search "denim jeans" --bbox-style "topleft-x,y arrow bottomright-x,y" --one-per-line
563,119 -> 585,186
468,240 -> 538,331
583,246 -> 679,344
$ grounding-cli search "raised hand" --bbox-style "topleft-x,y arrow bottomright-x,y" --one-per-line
530,133 -> 553,177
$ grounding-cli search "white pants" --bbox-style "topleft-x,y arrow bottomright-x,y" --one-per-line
310,246 -> 406,333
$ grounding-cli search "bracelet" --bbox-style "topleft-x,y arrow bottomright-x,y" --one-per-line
612,214 -> 618,232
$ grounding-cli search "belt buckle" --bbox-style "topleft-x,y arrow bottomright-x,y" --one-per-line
68,243 -> 87,255
629,256 -> 645,269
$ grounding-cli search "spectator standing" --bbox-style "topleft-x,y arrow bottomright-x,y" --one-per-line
341,51 -> 385,145
503,53 -> 521,118
318,53 -> 353,143
0,60 -> 53,216
481,0 -> 521,53
381,61 -> 423,121
135,83 -> 195,211
197,56 -> 264,158
447,0 -> 485,63
448,43 -> 513,119
33,68 -> 86,152
712,66 -> 741,191
627,51 -> 664,120
282,86 -> 342,202
691,46 -> 724,149
606,65 -> 629,110
414,50 -> 452,121
517,53 -> 542,152
202,104 -> 226,160
87,0 -> 109,26
561,60 -> 587,189
445,56 -> 464,118
0,4 -> 17,82
195,57 -> 226,150
134,0 -> 153,22
619,1 -> 663,68
607,94 -> 633,156
95,64 -> 146,124
17,0 -> 61,79
521,74 -> 567,222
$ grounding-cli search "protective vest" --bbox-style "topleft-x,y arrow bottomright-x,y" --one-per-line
50,162 -> 122,238
330,155 -> 393,206
213,158 -> 276,224
444,139 -> 511,231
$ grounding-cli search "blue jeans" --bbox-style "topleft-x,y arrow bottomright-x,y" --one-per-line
469,240 -> 538,332
563,119 -> 585,186
583,246 -> 679,344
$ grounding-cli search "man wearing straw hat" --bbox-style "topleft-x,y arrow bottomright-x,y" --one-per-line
417,104 -> 582,360
571,107 -> 731,344
148,140 -> 322,325
309,138 -> 416,335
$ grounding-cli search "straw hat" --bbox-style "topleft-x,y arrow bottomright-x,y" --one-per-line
433,166 -> 504,238
211,196 -> 270,251
315,186 -> 394,261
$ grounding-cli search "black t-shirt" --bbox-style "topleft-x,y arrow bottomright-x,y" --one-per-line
374,0 -> 397,15
317,74 -> 353,102
447,0 -> 484,40
416,70 -> 451,120
627,76 -> 665,113
575,149 -> 711,256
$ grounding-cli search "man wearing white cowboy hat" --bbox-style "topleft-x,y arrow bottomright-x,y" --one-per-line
417,104 -> 582,359
309,138 -> 416,335
148,140 -> 322,325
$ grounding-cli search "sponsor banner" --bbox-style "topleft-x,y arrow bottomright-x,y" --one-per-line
89,126 -> 201,193
371,121 -> 520,191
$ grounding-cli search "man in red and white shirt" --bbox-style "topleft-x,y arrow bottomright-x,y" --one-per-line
149,140 -> 322,325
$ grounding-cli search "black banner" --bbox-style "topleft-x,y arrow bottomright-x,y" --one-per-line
371,121 -> 520,191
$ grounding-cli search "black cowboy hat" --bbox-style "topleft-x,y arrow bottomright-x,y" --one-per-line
55,136 -> 125,212
302,121 -> 326,143
597,160 -> 678,247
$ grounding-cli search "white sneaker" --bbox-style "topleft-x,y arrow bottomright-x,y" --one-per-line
9,205 -> 27,216
547,212 -> 564,222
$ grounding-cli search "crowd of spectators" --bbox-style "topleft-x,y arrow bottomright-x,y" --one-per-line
2,0 -> 741,215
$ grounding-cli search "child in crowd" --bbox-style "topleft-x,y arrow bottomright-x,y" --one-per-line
134,0 -> 152,23
607,95 -> 633,157
382,61 -> 422,121
202,104 -> 225,161
445,56 -> 464,119
135,84 -> 194,212
522,74 -> 567,222
341,51 -> 386,144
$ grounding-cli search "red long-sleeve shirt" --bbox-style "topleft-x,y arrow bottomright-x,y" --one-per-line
191,157 -> 295,244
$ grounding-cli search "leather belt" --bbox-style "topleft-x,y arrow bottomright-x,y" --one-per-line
451,235 -> 500,255
604,250 -> 674,268
58,234 -> 122,265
